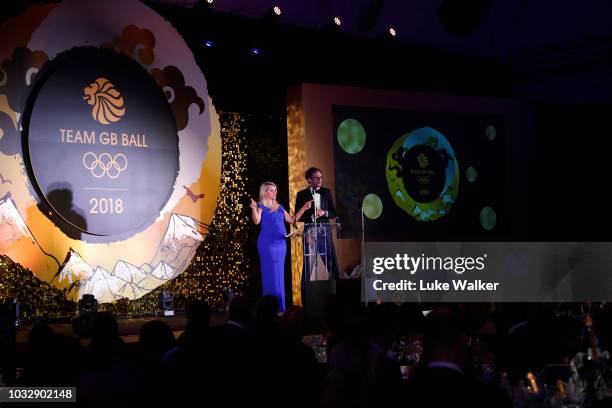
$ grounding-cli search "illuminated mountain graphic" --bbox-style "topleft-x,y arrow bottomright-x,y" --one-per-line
55,214 -> 203,302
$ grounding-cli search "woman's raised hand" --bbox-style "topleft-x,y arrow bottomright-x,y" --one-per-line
249,198 -> 258,209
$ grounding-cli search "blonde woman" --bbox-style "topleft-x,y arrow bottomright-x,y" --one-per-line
250,181 -> 312,312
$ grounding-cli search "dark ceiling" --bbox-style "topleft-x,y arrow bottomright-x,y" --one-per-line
150,0 -> 612,106
3,1 -> 612,106
155,0 -> 612,60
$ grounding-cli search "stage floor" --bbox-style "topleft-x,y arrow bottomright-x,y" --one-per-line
15,311 -> 228,349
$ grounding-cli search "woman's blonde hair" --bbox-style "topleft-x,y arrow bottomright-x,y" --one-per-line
259,181 -> 277,207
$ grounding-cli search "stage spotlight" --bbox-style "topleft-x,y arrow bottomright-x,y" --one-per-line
222,288 -> 234,312
195,0 -> 214,12
250,47 -> 261,56
73,294 -> 98,338
387,26 -> 397,38
322,16 -> 342,31
1,298 -> 20,327
0,301 -> 18,348
78,294 -> 98,315
158,289 -> 175,316
203,39 -> 215,48
263,6 -> 282,22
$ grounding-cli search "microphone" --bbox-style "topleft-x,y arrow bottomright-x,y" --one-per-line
286,208 -> 300,237
285,226 -> 299,238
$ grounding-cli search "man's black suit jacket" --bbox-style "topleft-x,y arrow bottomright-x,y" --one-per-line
405,366 -> 512,407
294,187 -> 337,223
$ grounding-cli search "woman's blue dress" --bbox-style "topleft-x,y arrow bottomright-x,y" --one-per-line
257,203 -> 286,312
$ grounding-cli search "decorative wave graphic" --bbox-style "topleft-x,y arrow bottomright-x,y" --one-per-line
83,77 -> 125,124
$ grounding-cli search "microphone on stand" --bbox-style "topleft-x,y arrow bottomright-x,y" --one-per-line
285,226 -> 299,238
286,209 -> 300,237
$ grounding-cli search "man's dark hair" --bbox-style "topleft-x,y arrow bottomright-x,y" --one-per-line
305,167 -> 322,180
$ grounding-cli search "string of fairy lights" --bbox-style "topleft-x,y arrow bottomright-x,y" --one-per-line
167,111 -> 250,309
0,111 -> 251,319
0,255 -> 75,320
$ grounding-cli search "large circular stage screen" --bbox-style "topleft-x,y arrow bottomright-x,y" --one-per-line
24,48 -> 179,239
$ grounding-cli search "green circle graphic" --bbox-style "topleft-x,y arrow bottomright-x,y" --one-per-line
466,166 -> 478,182
485,125 -> 496,141
362,194 -> 383,219
337,119 -> 366,154
480,206 -> 496,230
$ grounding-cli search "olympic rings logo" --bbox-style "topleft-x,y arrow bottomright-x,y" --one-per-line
417,175 -> 430,185
82,152 -> 128,178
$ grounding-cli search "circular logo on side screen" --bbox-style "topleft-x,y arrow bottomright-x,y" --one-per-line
386,127 -> 459,222
23,47 -> 179,239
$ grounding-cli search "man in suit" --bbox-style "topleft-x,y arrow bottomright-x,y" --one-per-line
294,167 -> 340,280
405,307 -> 512,407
